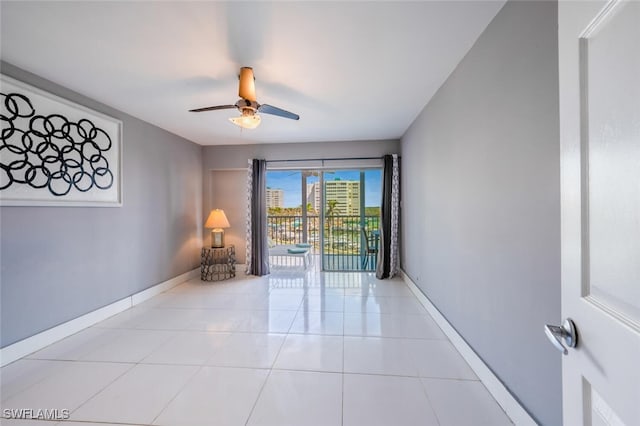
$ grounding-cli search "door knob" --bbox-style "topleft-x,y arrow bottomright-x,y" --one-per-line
545,318 -> 577,355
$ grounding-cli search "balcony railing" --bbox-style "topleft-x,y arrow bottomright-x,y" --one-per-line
267,215 -> 380,271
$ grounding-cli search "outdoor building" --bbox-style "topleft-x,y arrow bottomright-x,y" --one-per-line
266,188 -> 284,209
325,179 -> 360,215
306,182 -> 321,212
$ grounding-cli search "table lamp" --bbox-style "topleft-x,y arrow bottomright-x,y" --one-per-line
205,209 -> 230,248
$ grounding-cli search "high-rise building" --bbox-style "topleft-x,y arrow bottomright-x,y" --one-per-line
306,180 -> 361,215
306,183 -> 321,213
266,188 -> 284,209
324,179 -> 360,215
276,179 -> 360,216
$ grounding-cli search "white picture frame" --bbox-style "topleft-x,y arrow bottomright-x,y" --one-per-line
0,74 -> 123,207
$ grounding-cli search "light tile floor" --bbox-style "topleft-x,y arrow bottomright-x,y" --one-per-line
1,269 -> 513,426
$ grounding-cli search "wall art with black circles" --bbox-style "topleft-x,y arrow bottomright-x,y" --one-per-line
0,74 -> 123,207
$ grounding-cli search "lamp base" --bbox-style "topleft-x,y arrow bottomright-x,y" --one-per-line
211,229 -> 225,248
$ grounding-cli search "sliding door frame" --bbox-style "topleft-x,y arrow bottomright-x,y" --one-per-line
266,158 -> 383,272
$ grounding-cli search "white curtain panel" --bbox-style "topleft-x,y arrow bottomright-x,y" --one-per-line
389,154 -> 400,277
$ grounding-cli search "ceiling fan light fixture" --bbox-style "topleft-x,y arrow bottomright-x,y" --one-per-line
229,110 -> 261,129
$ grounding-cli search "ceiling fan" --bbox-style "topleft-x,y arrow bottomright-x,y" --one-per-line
189,67 -> 300,130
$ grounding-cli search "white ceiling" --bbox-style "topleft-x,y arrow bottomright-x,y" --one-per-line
1,1 -> 505,146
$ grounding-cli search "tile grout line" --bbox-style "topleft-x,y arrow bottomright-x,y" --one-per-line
418,376 -> 443,426
341,290 -> 346,426
149,363 -> 204,425
68,361 -> 137,422
70,329 -> 176,423
55,420 -> 151,425
242,294 -> 294,426
242,292 -> 307,426
242,344 -> 285,426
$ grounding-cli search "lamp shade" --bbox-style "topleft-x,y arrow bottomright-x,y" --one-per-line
205,209 -> 230,229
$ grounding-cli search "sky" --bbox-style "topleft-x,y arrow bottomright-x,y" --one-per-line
266,169 -> 382,207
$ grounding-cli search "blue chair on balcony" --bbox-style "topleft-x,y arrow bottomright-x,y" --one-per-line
361,227 -> 379,270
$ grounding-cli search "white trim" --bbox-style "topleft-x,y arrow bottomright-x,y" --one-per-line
0,267 -> 200,367
399,269 -> 538,426
266,158 -> 384,170
130,268 -> 198,306
0,298 -> 130,368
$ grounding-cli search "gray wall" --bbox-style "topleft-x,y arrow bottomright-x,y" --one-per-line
202,139 -> 399,263
207,170 -> 248,263
0,62 -> 203,347
400,2 -> 560,425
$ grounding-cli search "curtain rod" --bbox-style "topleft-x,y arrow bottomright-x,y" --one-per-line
265,155 -> 398,163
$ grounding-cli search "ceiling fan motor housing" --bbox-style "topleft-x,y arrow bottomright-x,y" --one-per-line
235,99 -> 259,114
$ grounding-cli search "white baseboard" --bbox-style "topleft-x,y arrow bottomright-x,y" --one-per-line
0,267 -> 200,367
130,268 -> 199,305
398,269 -> 538,426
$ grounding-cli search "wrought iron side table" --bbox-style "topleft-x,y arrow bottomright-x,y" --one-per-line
201,245 -> 236,281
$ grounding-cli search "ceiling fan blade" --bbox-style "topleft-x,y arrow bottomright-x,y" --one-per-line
189,105 -> 237,112
238,67 -> 257,101
258,104 -> 300,120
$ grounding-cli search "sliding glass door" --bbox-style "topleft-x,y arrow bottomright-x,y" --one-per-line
266,168 -> 381,271
321,169 -> 381,271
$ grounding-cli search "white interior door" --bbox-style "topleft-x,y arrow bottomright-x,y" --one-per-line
558,0 -> 640,424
